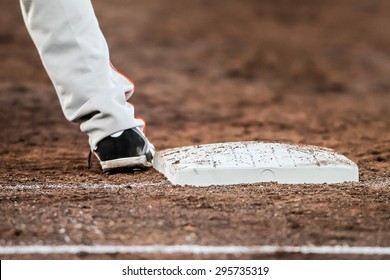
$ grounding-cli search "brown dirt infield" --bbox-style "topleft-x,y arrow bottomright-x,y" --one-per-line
0,0 -> 389,259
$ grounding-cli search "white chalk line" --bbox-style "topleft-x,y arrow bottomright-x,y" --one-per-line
0,244 -> 390,256
1,177 -> 389,190
0,182 -> 166,190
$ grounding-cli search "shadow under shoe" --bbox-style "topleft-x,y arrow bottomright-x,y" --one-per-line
91,128 -> 154,174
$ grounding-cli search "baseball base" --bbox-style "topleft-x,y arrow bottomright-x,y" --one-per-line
153,141 -> 359,186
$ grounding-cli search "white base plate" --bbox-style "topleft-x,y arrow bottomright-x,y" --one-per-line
153,141 -> 359,186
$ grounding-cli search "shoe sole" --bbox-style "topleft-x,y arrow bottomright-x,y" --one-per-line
100,155 -> 153,174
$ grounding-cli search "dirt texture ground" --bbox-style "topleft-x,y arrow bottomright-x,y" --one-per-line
0,0 -> 389,259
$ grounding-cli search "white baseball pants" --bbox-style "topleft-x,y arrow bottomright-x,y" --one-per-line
20,0 -> 145,149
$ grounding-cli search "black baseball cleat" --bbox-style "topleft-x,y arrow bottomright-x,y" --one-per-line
90,127 -> 155,174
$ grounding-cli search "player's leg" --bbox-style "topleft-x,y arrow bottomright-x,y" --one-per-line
20,0 -> 154,172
